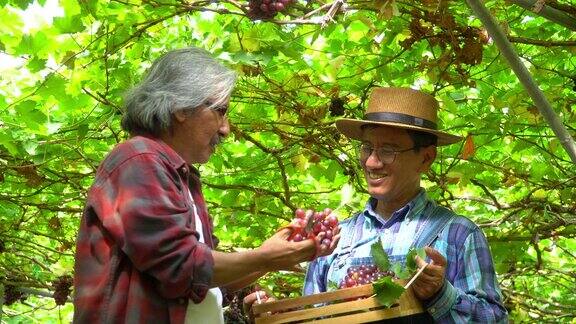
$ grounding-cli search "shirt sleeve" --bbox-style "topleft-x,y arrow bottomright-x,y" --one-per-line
90,153 -> 214,302
425,227 -> 508,323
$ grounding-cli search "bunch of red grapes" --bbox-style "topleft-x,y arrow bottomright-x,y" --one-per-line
339,264 -> 396,288
52,275 -> 73,306
288,208 -> 338,250
248,0 -> 295,20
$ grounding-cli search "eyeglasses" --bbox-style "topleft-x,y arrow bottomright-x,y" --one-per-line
357,143 -> 417,164
181,100 -> 229,117
203,100 -> 229,117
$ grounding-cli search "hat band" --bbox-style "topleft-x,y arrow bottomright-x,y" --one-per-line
364,112 -> 437,130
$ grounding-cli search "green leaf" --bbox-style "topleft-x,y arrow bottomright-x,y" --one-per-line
327,280 -> 339,291
372,277 -> 405,307
60,0 -> 81,15
37,74 -> 67,98
391,262 -> 411,280
405,247 -> 426,274
0,132 -> 19,155
370,238 -> 390,271
27,56 -> 47,72
14,33 -> 49,55
13,0 -> 32,10
53,14 -> 85,33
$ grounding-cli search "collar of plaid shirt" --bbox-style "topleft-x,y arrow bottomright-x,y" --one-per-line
155,137 -> 216,249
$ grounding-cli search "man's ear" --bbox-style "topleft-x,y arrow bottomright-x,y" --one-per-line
173,110 -> 187,123
418,145 -> 437,172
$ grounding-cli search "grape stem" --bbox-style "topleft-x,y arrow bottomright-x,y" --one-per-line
321,0 -> 344,28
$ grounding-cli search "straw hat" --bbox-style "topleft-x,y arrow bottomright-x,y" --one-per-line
335,87 -> 462,146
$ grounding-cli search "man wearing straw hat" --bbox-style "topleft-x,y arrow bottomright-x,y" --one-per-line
304,87 -> 508,323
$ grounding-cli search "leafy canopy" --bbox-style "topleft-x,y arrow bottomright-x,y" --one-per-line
0,0 -> 575,322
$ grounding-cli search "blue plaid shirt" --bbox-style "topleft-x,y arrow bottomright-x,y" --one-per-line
304,190 -> 508,323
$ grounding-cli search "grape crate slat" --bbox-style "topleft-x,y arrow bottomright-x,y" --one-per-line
253,280 -> 424,323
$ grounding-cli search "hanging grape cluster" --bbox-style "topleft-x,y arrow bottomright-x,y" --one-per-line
401,9 -> 486,65
400,8 -> 487,86
52,275 -> 73,306
3,284 -> 27,306
223,287 -> 251,324
288,208 -> 339,250
248,0 -> 295,20
223,294 -> 248,323
339,265 -> 396,288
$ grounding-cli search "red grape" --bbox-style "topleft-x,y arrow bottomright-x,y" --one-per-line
340,265 -> 396,288
295,208 -> 306,219
287,207 -> 339,250
326,215 -> 338,227
292,233 -> 303,242
247,0 -> 292,20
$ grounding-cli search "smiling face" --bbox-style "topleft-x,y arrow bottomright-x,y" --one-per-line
360,126 -> 436,214
168,104 -> 230,165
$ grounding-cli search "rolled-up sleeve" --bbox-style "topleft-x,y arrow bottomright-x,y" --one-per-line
91,153 -> 214,302
426,228 -> 508,323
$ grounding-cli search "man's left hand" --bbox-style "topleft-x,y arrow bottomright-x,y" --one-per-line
411,246 -> 446,300
243,290 -> 275,323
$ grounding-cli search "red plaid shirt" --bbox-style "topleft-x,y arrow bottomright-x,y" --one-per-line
73,136 -> 217,323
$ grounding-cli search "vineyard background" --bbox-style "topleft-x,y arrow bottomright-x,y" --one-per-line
0,0 -> 575,322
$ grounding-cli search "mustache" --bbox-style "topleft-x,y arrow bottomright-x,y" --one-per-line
210,136 -> 224,147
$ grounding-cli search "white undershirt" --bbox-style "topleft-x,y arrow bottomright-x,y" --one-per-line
185,191 -> 224,324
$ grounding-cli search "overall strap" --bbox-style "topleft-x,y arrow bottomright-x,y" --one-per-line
413,204 -> 455,249
333,212 -> 363,263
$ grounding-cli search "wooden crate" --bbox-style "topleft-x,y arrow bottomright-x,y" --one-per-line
253,281 -> 424,324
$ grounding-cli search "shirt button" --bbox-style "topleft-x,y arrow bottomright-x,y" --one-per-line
384,229 -> 390,235
429,307 -> 436,313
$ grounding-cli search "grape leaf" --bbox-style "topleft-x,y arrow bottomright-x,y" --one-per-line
391,262 -> 411,280
371,238 -> 390,271
328,280 -> 339,291
405,247 -> 426,274
372,276 -> 405,307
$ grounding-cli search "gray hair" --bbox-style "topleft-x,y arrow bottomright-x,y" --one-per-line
121,47 -> 237,136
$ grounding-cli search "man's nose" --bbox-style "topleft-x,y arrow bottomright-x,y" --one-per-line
219,117 -> 230,137
364,149 -> 383,168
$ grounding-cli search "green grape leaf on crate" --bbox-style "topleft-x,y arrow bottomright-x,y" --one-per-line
405,247 -> 426,274
372,276 -> 405,307
391,262 -> 411,280
371,238 -> 390,272
327,280 -> 339,291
